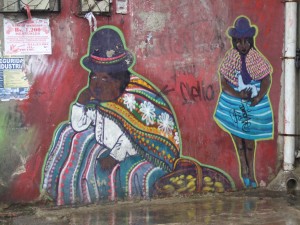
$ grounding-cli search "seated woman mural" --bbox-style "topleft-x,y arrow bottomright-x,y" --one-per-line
41,26 -> 234,205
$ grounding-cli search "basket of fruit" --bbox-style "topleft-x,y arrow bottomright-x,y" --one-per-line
200,167 -> 232,193
155,158 -> 202,194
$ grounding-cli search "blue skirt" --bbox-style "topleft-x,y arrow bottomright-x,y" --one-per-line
214,92 -> 273,140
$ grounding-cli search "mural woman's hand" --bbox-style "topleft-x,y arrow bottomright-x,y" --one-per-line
250,75 -> 271,107
250,96 -> 261,106
240,88 -> 252,100
99,155 -> 119,171
77,88 -> 92,105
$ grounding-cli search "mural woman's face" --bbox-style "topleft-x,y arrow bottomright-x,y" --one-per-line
89,72 -> 122,102
236,38 -> 251,55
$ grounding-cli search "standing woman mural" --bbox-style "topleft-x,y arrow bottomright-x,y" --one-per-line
214,16 -> 274,188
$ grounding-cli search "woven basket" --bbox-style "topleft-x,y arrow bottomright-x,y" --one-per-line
155,158 -> 202,194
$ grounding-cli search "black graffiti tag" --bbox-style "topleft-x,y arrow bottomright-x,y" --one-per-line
230,102 -> 252,132
180,80 -> 214,104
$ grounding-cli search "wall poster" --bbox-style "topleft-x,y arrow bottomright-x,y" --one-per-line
0,57 -> 29,101
4,18 -> 51,55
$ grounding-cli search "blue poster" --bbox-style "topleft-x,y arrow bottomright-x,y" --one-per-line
0,57 -> 29,101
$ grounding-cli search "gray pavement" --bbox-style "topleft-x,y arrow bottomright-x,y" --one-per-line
1,190 -> 300,225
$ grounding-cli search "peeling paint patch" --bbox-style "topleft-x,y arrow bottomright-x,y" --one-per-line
147,33 -> 153,42
25,55 -> 66,85
138,41 -> 147,50
260,180 -> 266,187
138,12 -> 170,32
106,50 -> 115,57
55,20 -> 77,60
200,0 -> 211,14
25,55 -> 51,78
12,155 -> 27,177
135,40 -> 148,54
0,102 -> 39,188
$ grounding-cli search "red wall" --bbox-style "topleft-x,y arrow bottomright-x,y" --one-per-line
1,0 -> 284,202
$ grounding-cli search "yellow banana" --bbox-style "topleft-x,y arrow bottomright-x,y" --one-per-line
176,180 -> 185,187
204,181 -> 214,186
214,182 -> 224,188
202,186 -> 214,192
188,186 -> 196,192
204,176 -> 212,182
186,175 -> 194,180
187,180 -> 196,189
177,186 -> 188,193
163,184 -> 175,193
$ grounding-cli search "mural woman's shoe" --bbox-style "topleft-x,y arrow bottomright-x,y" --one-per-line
250,180 -> 257,188
243,177 -> 251,188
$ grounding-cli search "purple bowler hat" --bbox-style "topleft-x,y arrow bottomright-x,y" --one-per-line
228,17 -> 256,38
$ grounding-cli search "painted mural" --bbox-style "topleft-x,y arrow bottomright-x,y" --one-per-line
214,16 -> 274,188
41,26 -> 234,205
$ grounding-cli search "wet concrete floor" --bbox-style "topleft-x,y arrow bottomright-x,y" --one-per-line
1,190 -> 300,225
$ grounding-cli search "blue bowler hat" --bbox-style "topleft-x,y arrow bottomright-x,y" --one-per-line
228,17 -> 256,38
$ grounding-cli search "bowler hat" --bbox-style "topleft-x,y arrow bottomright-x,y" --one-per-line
81,26 -> 134,73
228,17 -> 256,38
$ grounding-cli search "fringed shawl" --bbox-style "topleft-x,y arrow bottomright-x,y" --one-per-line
219,48 -> 272,86
98,75 -> 180,172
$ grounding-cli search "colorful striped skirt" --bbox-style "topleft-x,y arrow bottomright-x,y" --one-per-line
42,123 -> 166,205
214,92 -> 273,140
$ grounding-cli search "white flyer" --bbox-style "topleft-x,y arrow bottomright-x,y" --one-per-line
4,18 -> 52,55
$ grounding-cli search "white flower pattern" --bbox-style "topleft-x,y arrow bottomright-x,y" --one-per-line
174,132 -> 180,145
140,101 -> 156,125
158,112 -> 174,137
123,94 -> 136,112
